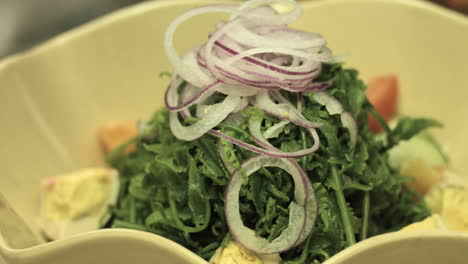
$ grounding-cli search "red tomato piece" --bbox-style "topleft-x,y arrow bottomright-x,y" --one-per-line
366,75 -> 399,133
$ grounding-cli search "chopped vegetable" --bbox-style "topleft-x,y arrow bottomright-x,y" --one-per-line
387,126 -> 448,194
366,75 -> 399,133
401,158 -> 442,195
40,168 -> 119,240
210,240 -> 281,264
425,183 -> 468,232
98,121 -> 138,154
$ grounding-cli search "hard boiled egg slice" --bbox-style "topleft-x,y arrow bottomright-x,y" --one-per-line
399,214 -> 447,232
39,168 -> 119,240
210,240 -> 281,264
425,182 -> 468,232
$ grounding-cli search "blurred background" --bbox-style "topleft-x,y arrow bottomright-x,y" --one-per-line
0,0 -> 144,58
0,0 -> 466,59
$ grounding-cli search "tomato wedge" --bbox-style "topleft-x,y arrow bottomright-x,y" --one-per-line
366,75 -> 399,132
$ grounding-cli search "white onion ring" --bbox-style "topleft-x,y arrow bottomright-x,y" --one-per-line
170,97 -> 240,141
164,78 -> 219,112
263,120 -> 290,139
225,155 -> 316,254
164,0 -> 334,99
167,76 -> 242,141
254,91 -> 323,128
341,111 -> 358,149
297,92 -> 304,112
313,91 -> 358,149
209,129 -> 315,158
290,160 -> 317,246
313,91 -> 343,115
248,117 -> 320,156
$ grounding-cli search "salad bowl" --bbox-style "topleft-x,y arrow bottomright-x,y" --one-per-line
1,0 -> 467,263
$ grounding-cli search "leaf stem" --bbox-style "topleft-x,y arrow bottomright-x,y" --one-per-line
168,191 -> 210,233
360,191 -> 370,240
300,128 -> 308,169
331,166 -> 356,246
129,197 -> 136,223
185,117 -> 250,138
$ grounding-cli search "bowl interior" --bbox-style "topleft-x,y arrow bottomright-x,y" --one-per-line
0,0 -> 467,263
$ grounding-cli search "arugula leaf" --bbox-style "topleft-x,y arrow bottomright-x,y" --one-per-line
389,117 -> 442,147
187,157 -> 209,226
107,64 -> 433,263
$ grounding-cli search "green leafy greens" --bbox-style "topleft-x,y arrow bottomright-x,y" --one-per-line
107,64 -> 437,263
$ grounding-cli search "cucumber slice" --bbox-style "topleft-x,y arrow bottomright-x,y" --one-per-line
388,132 -> 448,170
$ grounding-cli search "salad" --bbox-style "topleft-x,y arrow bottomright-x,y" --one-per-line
107,0 -> 436,261
37,0 -> 467,263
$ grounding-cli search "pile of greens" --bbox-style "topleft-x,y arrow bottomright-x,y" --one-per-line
107,64 -> 438,263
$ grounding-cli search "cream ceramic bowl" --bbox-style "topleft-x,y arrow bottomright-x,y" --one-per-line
0,0 -> 467,263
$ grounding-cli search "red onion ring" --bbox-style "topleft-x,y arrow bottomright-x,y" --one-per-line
164,79 -> 219,112
313,91 -> 358,149
248,117 -> 320,156
209,129 -> 316,159
263,120 -> 290,139
225,155 -> 316,254
254,91 -> 323,128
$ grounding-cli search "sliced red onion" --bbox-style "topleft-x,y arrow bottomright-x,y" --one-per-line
180,82 -> 201,103
180,82 -> 201,119
248,118 -> 279,150
225,20 -> 324,50
289,160 -> 317,246
164,78 -> 219,112
169,95 -> 241,141
165,0 -> 335,97
207,41 -> 323,93
202,2 -> 311,89
233,97 -> 250,113
313,91 -> 343,115
263,120 -> 290,139
254,91 -> 322,128
164,6 -> 236,87
224,47 -> 318,65
248,118 -> 319,156
312,91 -> 358,149
214,40 -> 320,76
209,129 -> 316,158
297,92 -> 303,113
196,97 -> 248,119
164,3 -> 304,94
190,46 -> 259,96
204,18 -> 242,83
241,68 -> 320,85
224,112 -> 247,126
277,80 -> 331,92
181,47 -> 216,87
235,0 -> 303,25
196,104 -> 211,119
341,111 -> 358,149
225,155 -> 316,254
212,38 -> 324,89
